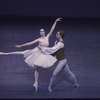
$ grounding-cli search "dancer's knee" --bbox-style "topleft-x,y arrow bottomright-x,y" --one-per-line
52,72 -> 57,78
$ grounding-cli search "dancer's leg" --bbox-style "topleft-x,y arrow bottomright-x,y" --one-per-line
64,60 -> 79,87
48,59 -> 66,92
6,51 -> 25,55
0,51 -> 25,55
33,66 -> 40,92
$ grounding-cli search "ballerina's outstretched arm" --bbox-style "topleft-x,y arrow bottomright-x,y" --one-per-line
15,38 -> 39,48
0,38 -> 39,55
46,17 -> 62,39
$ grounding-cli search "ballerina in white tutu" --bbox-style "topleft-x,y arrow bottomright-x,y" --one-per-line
0,18 -> 62,92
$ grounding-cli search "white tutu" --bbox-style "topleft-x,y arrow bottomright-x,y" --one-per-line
23,47 -> 57,68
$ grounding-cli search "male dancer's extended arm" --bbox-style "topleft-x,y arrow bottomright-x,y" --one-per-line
39,42 -> 64,54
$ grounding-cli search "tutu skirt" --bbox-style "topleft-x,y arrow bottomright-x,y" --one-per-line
23,47 -> 57,68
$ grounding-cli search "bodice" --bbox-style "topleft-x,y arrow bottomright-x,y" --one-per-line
39,37 -> 49,47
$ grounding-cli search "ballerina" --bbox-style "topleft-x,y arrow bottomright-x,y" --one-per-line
0,18 -> 62,92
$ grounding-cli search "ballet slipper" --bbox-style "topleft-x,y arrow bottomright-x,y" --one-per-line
73,83 -> 79,88
48,87 -> 53,93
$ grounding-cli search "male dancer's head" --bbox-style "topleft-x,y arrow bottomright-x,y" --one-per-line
56,30 -> 65,39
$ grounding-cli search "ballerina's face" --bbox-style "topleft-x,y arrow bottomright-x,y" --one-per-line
40,29 -> 45,36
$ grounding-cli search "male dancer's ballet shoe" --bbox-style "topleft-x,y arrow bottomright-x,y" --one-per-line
73,83 -> 79,88
33,82 -> 38,92
48,87 -> 53,93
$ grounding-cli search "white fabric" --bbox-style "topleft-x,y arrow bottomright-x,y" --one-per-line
41,41 -> 64,55
23,38 -> 57,68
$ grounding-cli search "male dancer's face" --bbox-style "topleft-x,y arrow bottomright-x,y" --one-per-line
56,32 -> 61,39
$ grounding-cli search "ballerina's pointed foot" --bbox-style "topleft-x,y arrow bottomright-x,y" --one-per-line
48,87 -> 53,93
33,82 -> 38,92
0,52 -> 8,55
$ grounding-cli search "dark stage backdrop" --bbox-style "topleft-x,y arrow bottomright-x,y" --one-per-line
0,0 -> 100,17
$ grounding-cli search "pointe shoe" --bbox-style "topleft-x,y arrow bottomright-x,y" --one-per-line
48,87 -> 53,93
0,52 -> 4,55
33,82 -> 38,92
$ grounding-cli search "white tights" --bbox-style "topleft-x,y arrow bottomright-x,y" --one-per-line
48,59 -> 78,88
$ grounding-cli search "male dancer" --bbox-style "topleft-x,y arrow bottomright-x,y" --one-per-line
39,30 -> 79,92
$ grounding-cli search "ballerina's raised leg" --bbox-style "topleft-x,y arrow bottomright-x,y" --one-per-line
0,51 -> 25,55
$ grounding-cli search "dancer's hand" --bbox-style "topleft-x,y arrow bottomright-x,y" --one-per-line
15,45 -> 22,48
56,17 -> 62,22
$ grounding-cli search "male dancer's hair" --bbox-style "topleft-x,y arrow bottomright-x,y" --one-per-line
58,30 -> 65,38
